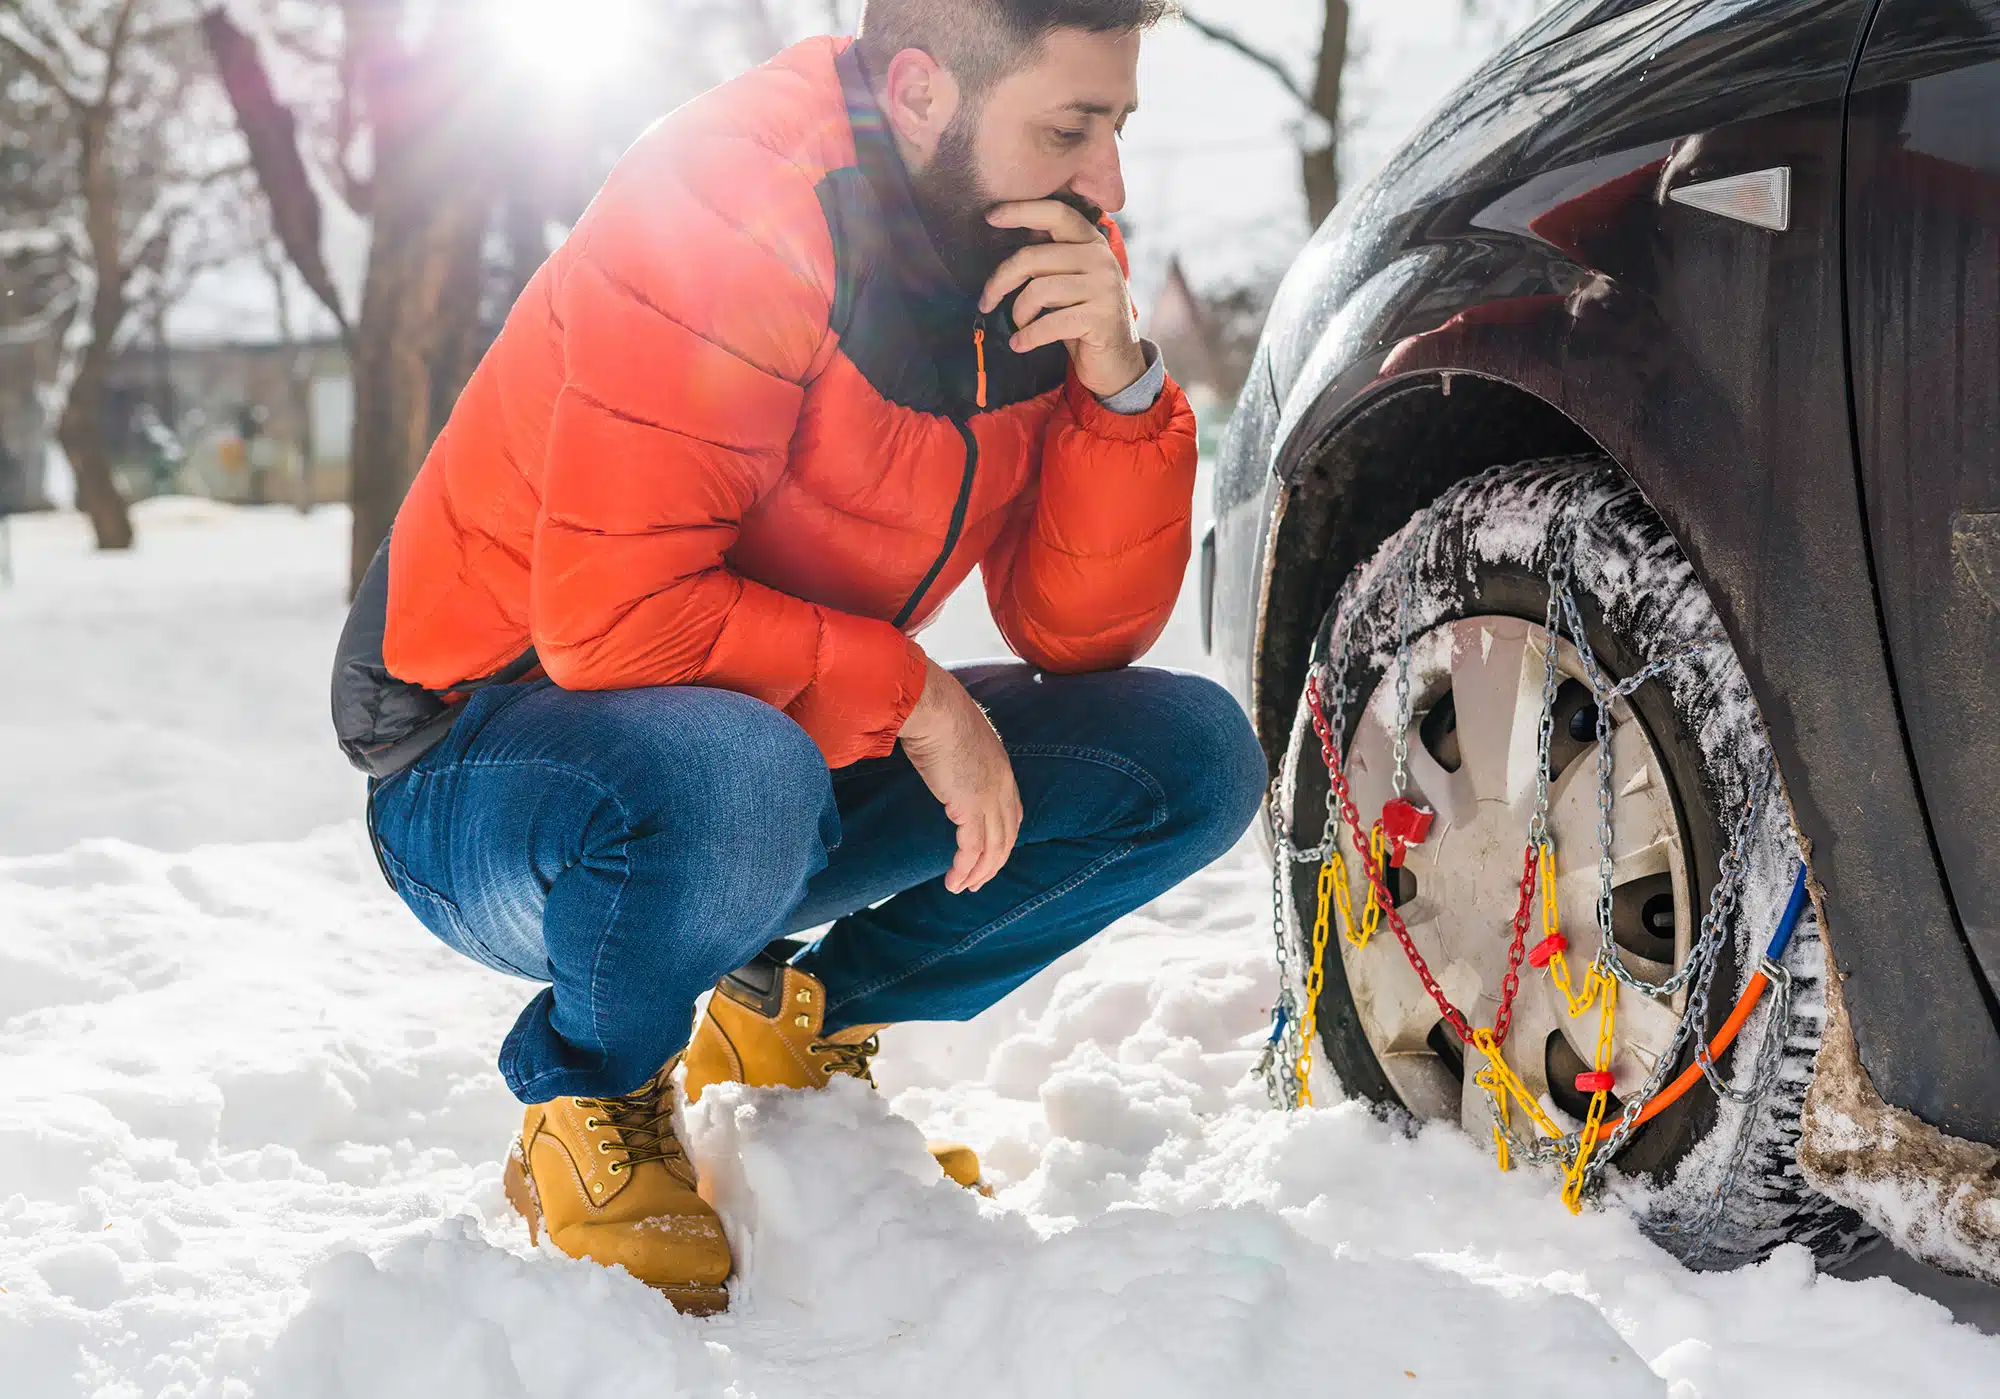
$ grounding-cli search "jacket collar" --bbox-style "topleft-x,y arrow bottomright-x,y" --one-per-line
836,43 -> 976,316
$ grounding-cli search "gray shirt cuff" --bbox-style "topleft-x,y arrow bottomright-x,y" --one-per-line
1095,340 -> 1167,415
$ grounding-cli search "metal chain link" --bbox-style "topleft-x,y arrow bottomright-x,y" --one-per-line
1256,780 -> 1306,1107
1390,528 -> 1427,798
1581,770 -> 1772,1192
1683,956 -> 1795,1259
1259,494 -> 1456,1106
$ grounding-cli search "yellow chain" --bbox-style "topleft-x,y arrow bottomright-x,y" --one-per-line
1541,842 -> 1605,1017
1471,1028 -> 1563,1140
1562,977 -> 1618,1213
1331,848 -> 1366,948
1360,823 -> 1386,942
1293,854 -> 1338,1105
1532,839 -> 1621,1214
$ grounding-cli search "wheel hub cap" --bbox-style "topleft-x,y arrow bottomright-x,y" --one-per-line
1329,617 -> 1693,1137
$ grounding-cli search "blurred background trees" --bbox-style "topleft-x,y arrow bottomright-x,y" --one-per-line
0,0 -> 254,550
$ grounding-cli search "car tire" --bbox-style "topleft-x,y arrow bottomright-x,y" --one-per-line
1278,455 -> 1872,1270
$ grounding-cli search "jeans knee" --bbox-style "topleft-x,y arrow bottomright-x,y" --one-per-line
1148,673 -> 1267,859
594,689 -> 834,851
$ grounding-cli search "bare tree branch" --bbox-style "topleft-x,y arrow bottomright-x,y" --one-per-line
0,12 -> 84,106
1179,10 -> 1310,111
94,0 -> 146,110
1184,4 -> 1349,225
0,0 -> 99,102
201,6 -> 351,336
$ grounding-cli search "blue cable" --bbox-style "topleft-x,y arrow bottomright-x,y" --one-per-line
1764,863 -> 1810,963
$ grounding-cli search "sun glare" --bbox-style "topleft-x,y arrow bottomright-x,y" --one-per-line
489,0 -> 646,91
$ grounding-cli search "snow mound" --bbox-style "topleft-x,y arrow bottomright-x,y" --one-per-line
257,1222 -> 729,1398
684,1077 -> 1659,1397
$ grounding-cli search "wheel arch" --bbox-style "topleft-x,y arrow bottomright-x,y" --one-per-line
1251,371 -> 1597,760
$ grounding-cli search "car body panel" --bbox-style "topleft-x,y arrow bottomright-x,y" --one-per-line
1846,0 -> 2000,1029
1210,0 -> 2000,1139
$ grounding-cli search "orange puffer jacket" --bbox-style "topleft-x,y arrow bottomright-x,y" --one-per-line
331,37 -> 1197,777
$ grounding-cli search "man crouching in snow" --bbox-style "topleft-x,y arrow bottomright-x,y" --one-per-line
331,0 -> 1263,1311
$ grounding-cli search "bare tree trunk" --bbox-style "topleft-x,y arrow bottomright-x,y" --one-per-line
499,193 -> 545,324
1302,0 -> 1349,230
346,198 -> 488,592
345,144 -> 495,592
1184,4 -> 1351,230
67,95 -> 135,552
58,335 -> 132,550
426,211 -> 488,439
341,10 -> 500,595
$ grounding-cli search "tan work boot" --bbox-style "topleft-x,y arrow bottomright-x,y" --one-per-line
503,1056 -> 732,1313
683,950 -> 985,1192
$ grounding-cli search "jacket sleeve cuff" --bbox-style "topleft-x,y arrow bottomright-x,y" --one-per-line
1064,362 -> 1189,443
850,638 -> 928,763
1095,341 -> 1167,415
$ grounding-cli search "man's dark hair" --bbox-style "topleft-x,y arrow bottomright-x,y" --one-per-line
855,0 -> 1174,98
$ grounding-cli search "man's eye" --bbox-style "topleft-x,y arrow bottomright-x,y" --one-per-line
1051,128 -> 1087,146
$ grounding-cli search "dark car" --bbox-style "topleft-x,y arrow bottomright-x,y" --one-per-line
1206,0 -> 1999,1273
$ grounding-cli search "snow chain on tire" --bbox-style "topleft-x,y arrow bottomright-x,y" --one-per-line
1257,457 -> 1872,1271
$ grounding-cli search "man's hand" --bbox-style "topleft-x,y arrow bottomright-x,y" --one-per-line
979,200 -> 1146,400
899,657 -> 1023,894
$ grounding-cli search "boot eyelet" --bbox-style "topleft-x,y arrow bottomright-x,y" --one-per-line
606,1161 -> 623,1175
584,1117 -> 600,1130
796,989 -> 812,1004
598,1140 -> 614,1154
794,1014 -> 810,1028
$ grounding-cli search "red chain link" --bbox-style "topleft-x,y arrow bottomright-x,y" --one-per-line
1304,676 -> 1539,1047
1495,843 -> 1538,1045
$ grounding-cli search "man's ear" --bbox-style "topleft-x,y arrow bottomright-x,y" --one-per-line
879,47 -> 962,166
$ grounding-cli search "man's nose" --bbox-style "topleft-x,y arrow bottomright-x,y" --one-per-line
1069,138 -> 1126,217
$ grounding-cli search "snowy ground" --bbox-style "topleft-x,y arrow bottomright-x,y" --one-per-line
5,500 -> 2000,1398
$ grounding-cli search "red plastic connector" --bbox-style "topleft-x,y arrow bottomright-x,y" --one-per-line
1380,798 -> 1435,849
1527,933 -> 1569,968
1574,1070 -> 1616,1094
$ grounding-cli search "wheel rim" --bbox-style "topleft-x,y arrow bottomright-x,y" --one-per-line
1330,616 -> 1695,1139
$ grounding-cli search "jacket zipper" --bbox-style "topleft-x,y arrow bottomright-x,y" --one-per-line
894,415 -> 979,628
892,323 -> 989,628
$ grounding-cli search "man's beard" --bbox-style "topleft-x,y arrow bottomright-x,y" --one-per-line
909,110 -> 1104,296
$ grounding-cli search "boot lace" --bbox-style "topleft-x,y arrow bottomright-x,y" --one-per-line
580,1063 -> 686,1174
810,1034 -> 880,1086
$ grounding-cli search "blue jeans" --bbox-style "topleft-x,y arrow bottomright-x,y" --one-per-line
366,662 -> 1265,1103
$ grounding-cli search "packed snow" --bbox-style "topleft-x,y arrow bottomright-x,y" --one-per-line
4,499 -> 2000,1398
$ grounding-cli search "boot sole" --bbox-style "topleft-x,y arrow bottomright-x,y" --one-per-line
504,1141 -> 732,1316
